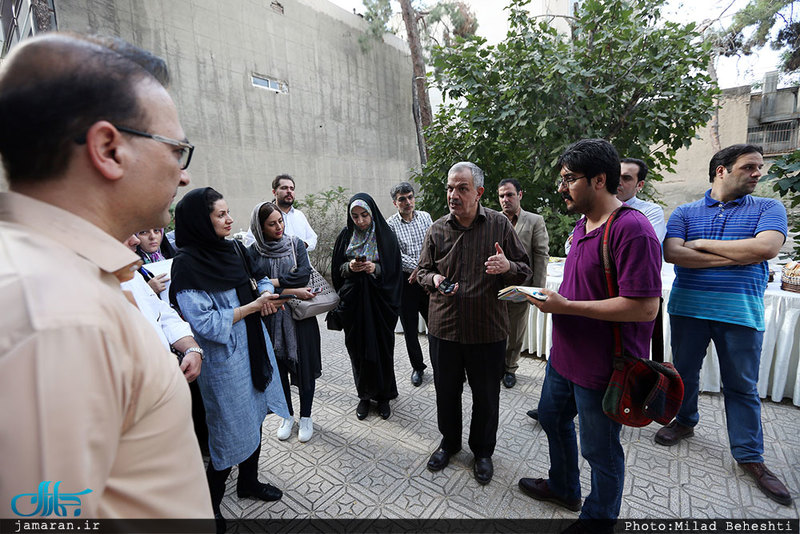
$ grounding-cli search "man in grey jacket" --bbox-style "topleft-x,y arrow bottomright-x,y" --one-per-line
498,178 -> 549,388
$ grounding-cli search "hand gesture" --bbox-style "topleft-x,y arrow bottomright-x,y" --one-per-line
180,352 -> 202,382
434,274 -> 458,296
147,273 -> 169,293
293,287 -> 315,300
525,288 -> 566,314
485,242 -> 510,275
257,292 -> 281,316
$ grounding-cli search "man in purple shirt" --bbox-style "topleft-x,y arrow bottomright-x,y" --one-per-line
519,139 -> 662,528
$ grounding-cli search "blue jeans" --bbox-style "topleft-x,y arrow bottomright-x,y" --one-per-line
538,362 -> 624,520
670,314 -> 764,463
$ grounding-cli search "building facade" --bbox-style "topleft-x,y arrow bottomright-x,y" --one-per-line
0,0 -> 421,225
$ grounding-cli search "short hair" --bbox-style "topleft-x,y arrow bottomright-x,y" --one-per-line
557,139 -> 620,194
708,144 -> 763,182
272,174 -> 295,190
498,178 -> 522,193
257,202 -> 280,229
0,33 -> 169,185
448,161 -> 485,189
620,157 -> 649,182
205,188 -> 224,214
390,181 -> 415,200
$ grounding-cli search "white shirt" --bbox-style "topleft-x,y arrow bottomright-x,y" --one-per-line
624,195 -> 666,242
121,272 -> 193,349
243,206 -> 318,251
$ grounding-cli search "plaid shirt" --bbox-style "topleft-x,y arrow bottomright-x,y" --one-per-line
386,210 -> 433,273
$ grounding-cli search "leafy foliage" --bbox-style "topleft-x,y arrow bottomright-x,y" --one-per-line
763,149 -> 800,256
359,0 -> 395,52
414,0 -> 718,254
714,0 -> 799,73
294,186 -> 351,277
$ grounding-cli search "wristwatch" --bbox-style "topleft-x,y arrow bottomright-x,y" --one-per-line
183,346 -> 204,360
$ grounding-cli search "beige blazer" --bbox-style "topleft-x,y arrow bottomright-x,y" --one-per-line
515,209 -> 549,287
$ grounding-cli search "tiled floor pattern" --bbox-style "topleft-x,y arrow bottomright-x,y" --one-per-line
216,317 -> 799,522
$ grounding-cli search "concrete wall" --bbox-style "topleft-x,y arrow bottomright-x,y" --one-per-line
50,0 -> 420,229
658,86 -> 752,219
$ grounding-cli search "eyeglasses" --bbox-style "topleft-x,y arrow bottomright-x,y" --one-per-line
555,174 -> 586,188
114,125 -> 194,170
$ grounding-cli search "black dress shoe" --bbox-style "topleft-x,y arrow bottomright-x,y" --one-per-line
411,369 -> 424,387
518,477 -> 581,511
527,409 -> 539,421
236,481 -> 283,502
356,399 -> 370,420
502,372 -> 516,388
378,400 -> 391,419
427,447 -> 454,472
473,457 -> 493,485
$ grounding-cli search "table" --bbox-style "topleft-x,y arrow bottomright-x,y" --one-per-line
522,262 -> 800,406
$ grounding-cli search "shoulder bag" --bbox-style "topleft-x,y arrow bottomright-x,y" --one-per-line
285,239 -> 340,321
599,206 -> 684,427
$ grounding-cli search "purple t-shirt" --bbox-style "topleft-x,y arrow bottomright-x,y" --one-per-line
550,208 -> 662,390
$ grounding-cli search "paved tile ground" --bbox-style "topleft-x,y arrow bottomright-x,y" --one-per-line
217,317 -> 799,523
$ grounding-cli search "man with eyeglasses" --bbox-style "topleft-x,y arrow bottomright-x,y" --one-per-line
0,34 -> 211,518
386,181 -> 433,386
518,139 -> 661,529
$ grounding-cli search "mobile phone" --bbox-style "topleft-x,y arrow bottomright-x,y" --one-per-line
356,255 -> 366,262
312,287 -> 323,294
438,277 -> 456,294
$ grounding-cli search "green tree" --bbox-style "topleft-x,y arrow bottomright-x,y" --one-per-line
294,186 -> 351,277
714,0 -> 799,74
415,0 -> 718,254
359,0 -> 478,164
763,151 -> 800,256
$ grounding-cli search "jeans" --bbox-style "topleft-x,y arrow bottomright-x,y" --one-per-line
538,362 -> 624,520
670,314 -> 764,463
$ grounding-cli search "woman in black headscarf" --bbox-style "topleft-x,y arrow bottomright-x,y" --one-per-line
247,202 -> 322,443
329,192 -> 402,420
170,188 -> 289,529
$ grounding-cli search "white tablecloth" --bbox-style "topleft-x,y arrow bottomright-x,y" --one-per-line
522,262 -> 800,406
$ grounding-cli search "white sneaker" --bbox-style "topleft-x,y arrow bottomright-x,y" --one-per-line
276,417 -> 294,441
298,417 -> 313,443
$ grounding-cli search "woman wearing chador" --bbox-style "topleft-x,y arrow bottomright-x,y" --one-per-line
329,193 -> 402,420
170,187 -> 289,528
247,201 -> 322,443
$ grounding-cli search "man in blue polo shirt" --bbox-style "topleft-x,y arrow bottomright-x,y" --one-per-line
519,139 -> 662,528
655,144 -> 791,506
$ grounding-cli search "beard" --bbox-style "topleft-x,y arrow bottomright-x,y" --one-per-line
277,196 -> 293,208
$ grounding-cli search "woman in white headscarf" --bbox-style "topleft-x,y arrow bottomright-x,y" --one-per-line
328,193 -> 402,421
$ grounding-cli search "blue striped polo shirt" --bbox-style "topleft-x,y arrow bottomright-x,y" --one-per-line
666,190 -> 787,331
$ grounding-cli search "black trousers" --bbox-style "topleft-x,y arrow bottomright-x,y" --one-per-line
277,358 -> 315,418
429,336 -> 505,458
399,279 -> 429,371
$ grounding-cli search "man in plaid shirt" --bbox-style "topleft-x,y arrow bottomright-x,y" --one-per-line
387,182 -> 433,387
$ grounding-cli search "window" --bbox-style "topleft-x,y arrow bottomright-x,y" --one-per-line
747,120 -> 799,155
251,73 -> 288,94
